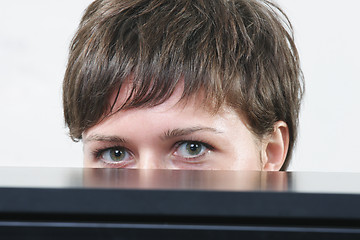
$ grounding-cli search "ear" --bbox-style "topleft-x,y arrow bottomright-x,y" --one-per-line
262,121 -> 289,171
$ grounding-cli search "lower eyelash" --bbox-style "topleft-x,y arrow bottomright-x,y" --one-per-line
92,146 -> 134,168
99,160 -> 130,168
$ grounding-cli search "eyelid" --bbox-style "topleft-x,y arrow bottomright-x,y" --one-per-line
174,140 -> 214,151
92,145 -> 130,157
92,145 -> 135,167
172,140 -> 214,162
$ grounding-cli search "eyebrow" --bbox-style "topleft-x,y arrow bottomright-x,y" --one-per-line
162,127 -> 223,140
84,135 -> 127,143
84,127 -> 222,143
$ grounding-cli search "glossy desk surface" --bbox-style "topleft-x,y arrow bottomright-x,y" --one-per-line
0,167 -> 360,239
1,167 -> 360,192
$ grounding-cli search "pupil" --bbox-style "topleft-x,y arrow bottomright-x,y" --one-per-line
114,150 -> 122,156
187,142 -> 201,155
189,143 -> 198,151
111,149 -> 124,161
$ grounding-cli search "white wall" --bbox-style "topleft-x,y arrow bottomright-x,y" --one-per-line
1,0 -> 359,171
276,0 -> 360,171
0,1 -> 91,167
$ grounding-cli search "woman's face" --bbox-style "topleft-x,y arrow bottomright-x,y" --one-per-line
82,83 -> 265,170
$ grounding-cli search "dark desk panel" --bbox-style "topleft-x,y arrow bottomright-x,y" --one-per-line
0,167 -> 360,239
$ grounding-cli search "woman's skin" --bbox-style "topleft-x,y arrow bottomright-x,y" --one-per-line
82,82 -> 289,171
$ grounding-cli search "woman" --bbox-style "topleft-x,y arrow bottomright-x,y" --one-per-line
63,0 -> 303,170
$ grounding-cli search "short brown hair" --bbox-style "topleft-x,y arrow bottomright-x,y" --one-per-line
63,0 -> 304,169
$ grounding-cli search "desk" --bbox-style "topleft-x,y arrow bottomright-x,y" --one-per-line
0,167 -> 360,239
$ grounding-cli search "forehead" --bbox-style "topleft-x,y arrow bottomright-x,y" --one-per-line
83,81 -> 250,138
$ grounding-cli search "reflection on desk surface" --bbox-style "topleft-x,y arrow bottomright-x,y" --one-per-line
0,167 -> 360,194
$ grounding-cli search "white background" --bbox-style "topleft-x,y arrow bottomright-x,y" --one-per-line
0,0 -> 359,171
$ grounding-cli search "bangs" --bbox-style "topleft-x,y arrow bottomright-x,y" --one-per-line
80,0 -> 242,111
65,0 -> 249,139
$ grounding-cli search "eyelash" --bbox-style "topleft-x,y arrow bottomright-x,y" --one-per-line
174,140 -> 214,153
172,140 -> 215,164
91,145 -> 131,167
92,146 -> 124,159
